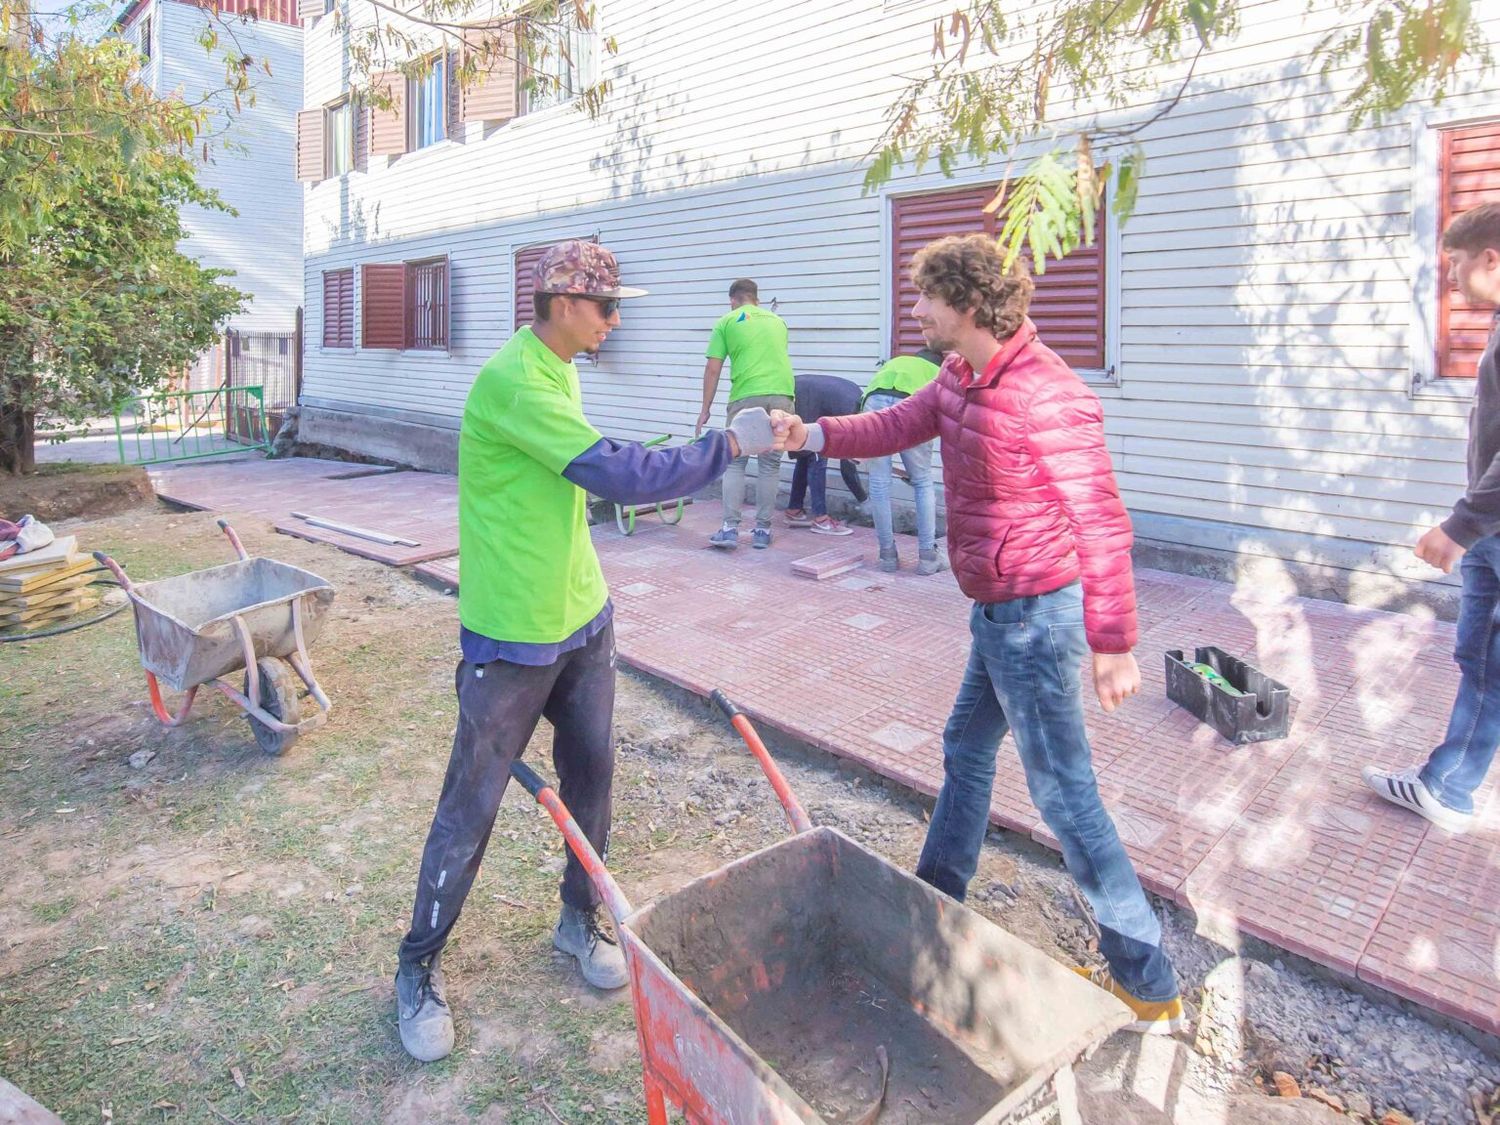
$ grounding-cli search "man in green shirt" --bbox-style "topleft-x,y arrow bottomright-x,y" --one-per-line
695,278 -> 795,549
394,241 -> 781,1063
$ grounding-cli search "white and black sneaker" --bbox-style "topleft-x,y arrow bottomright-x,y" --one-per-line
1361,766 -> 1474,834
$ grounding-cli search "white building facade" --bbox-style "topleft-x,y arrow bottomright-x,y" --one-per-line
296,0 -> 1500,605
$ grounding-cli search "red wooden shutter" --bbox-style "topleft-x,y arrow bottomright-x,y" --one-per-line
891,186 -> 993,356
294,108 -> 325,182
514,242 -> 554,329
1439,122 -> 1500,378
368,71 -> 408,157
460,27 -> 519,125
322,269 -> 353,348
1030,208 -> 1105,370
362,263 -> 406,348
889,185 -> 1107,369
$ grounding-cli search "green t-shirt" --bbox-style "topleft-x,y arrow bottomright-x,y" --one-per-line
865,354 -> 941,401
457,327 -> 608,644
706,305 -> 795,402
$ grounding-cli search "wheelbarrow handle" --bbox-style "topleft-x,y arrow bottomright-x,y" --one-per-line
711,690 -> 814,835
509,761 -> 635,925
92,551 -> 134,593
216,518 -> 250,561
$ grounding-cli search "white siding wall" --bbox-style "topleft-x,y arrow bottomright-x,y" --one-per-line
155,1 -> 304,334
301,0 -> 1500,558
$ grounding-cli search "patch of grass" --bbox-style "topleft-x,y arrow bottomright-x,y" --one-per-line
30,897 -> 76,924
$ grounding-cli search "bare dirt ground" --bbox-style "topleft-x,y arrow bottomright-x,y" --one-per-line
1,503 -> 1496,1124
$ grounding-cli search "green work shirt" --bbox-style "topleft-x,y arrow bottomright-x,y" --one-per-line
457,327 -> 607,645
864,354 -> 941,402
706,305 -> 795,402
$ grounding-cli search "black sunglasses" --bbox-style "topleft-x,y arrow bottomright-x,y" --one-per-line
575,296 -> 620,317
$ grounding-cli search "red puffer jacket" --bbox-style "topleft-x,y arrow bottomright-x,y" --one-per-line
820,319 -> 1137,653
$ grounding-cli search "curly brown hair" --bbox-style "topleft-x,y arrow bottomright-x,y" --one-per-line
911,234 -> 1033,340
1444,203 -> 1500,254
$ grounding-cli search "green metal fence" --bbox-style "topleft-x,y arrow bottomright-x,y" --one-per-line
114,384 -> 271,465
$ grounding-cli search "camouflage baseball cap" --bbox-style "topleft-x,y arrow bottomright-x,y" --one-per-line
534,240 -> 648,299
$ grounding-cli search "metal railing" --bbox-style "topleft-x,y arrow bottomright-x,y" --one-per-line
114,385 -> 270,465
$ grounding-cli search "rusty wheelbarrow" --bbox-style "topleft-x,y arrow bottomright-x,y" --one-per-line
95,519 -> 334,755
511,690 -> 1131,1124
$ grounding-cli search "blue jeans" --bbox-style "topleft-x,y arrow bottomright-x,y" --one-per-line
863,391 -> 936,554
1422,532 -> 1500,813
915,583 -> 1179,1002
788,453 -> 827,516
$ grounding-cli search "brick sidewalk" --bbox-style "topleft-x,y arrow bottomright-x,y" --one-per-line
151,459 -> 1500,1034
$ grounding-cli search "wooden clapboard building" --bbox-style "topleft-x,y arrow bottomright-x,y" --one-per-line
295,0 -> 1500,602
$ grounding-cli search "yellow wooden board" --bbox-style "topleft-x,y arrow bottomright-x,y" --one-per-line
0,570 -> 95,608
0,557 -> 92,594
0,592 -> 98,627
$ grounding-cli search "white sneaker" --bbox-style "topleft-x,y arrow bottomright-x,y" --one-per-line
1361,766 -> 1474,834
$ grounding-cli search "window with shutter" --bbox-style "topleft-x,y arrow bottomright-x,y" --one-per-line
322,269 -> 354,348
521,13 -> 596,114
369,71 -> 408,157
362,263 -> 407,349
295,108 -> 326,182
408,53 -> 448,150
460,27 -> 520,125
889,186 -> 1108,371
1438,122 -> 1500,379
406,258 -> 450,350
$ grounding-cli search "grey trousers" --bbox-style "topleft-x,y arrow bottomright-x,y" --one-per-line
721,393 -> 794,528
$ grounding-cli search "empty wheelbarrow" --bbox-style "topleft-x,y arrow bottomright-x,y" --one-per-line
511,690 -> 1131,1124
95,519 -> 334,755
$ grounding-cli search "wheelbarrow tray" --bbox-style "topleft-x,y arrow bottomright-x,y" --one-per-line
127,558 -> 334,692
621,825 -> 1131,1124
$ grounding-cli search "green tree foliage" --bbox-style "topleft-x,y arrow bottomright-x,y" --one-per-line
0,16 -> 246,474
867,0 -> 1489,271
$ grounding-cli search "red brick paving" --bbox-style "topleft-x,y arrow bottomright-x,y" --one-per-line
148,463 -> 1500,1035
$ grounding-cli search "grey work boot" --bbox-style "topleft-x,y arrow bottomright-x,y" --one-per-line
916,549 -> 947,576
553,903 -> 629,990
395,956 -> 454,1062
878,546 -> 900,573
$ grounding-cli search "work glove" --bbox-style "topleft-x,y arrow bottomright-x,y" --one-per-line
726,407 -> 776,456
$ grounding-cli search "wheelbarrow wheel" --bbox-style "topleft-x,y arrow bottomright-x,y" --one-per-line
245,657 -> 302,756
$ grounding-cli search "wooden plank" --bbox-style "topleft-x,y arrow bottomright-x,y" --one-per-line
0,536 -> 77,574
0,557 -> 94,593
0,571 -> 96,608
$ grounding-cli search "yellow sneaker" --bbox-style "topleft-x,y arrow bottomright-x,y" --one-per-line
1074,965 -> 1188,1035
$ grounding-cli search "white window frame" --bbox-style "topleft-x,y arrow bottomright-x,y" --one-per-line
877,171 -> 1122,387
1408,101 -> 1500,400
521,15 -> 598,115
325,97 -> 354,177
408,54 -> 448,151
138,12 -> 152,59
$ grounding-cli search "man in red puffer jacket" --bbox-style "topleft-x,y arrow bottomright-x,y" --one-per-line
776,233 -> 1184,1034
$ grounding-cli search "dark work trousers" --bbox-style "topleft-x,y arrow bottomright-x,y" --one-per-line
398,622 -> 617,967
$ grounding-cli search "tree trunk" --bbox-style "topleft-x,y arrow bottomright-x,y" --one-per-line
0,401 -> 35,476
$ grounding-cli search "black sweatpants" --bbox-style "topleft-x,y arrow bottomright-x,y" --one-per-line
398,622 -> 616,966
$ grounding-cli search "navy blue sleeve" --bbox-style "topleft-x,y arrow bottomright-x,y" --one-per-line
562,432 -> 734,505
